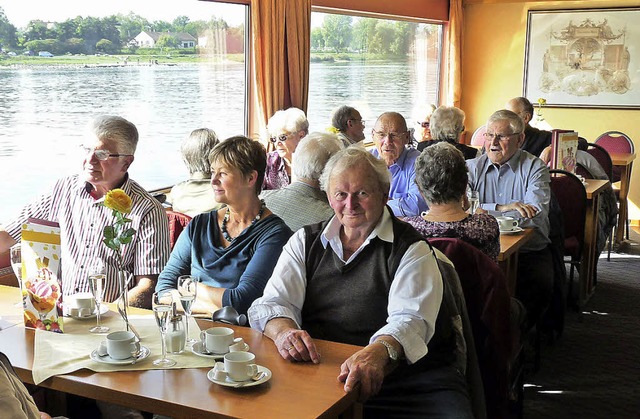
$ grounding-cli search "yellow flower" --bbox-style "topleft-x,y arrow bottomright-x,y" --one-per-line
537,98 -> 547,106
104,189 -> 132,214
327,126 -> 341,134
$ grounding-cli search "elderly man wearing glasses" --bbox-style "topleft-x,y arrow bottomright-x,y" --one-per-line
330,105 -> 366,147
0,115 -> 170,309
370,112 -> 428,217
263,107 -> 309,190
466,109 -> 553,329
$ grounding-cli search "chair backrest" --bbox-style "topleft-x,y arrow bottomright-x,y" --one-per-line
166,210 -> 192,250
585,142 -> 613,181
428,237 -> 512,419
595,131 -> 634,183
470,125 -> 487,148
549,170 -> 587,249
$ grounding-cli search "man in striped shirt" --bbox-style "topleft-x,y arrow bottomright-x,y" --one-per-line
0,116 -> 170,308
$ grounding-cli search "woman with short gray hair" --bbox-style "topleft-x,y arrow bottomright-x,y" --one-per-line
416,106 -> 479,160
405,142 -> 500,261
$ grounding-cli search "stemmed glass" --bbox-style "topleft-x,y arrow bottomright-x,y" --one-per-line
88,261 -> 109,333
152,290 -> 176,367
177,275 -> 198,346
10,244 -> 24,307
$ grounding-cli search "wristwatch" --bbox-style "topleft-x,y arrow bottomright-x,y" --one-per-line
375,340 -> 399,362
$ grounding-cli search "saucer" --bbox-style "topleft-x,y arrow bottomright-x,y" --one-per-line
207,365 -> 272,388
500,226 -> 524,235
191,341 -> 226,359
65,304 -> 109,320
90,345 -> 150,365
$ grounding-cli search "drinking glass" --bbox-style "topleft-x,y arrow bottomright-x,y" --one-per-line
467,189 -> 480,215
177,275 -> 198,346
88,261 -> 109,333
152,290 -> 176,367
9,244 -> 24,307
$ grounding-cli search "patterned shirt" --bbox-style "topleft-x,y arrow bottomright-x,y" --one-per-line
262,151 -> 290,191
404,213 -> 501,261
260,182 -> 334,232
3,175 -> 171,302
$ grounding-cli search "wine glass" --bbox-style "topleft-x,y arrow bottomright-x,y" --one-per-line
10,244 -> 24,307
177,275 -> 198,346
88,261 -> 109,333
152,290 -> 176,367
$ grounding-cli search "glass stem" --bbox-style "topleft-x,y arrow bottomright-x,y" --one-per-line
185,314 -> 190,341
95,302 -> 101,327
160,331 -> 167,359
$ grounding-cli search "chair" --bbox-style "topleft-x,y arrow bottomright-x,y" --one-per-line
549,170 -> 587,309
471,125 -> 487,149
429,238 -> 517,419
166,210 -> 192,250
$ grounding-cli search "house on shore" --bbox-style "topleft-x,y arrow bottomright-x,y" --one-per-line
130,31 -> 197,48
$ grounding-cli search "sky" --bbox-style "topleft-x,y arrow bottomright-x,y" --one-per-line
0,0 -> 246,28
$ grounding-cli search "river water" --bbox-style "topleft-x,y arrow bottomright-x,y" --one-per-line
0,60 -> 436,222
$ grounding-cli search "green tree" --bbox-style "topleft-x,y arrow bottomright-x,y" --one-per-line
310,27 -> 324,51
369,21 -> 395,54
321,15 -> 352,52
65,37 -> 86,54
390,22 -> 417,55
96,38 -> 118,54
155,34 -> 178,49
24,39 -> 63,55
23,20 -> 56,42
151,20 -> 173,33
117,13 -> 150,43
172,16 -> 190,33
0,7 -> 18,48
351,18 -> 377,53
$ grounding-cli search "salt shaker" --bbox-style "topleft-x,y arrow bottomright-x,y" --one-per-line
165,303 -> 186,354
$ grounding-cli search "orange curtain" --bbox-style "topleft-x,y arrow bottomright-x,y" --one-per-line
445,0 -> 463,108
251,0 -> 311,134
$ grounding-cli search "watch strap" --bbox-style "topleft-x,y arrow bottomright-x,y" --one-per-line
375,339 -> 399,362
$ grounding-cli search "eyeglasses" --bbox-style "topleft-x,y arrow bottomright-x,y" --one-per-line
483,132 -> 521,142
269,133 -> 292,144
80,146 -> 132,161
372,130 -> 408,142
417,121 -> 430,128
348,119 -> 364,125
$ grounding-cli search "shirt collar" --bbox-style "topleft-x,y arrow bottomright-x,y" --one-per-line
371,146 -> 409,168
76,174 -> 132,203
482,149 -> 522,175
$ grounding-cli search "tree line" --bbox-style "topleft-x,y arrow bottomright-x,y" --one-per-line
0,7 -> 243,55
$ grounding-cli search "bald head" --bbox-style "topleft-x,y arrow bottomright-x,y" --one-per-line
506,97 -> 534,126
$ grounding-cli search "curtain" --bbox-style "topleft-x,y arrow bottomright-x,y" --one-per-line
445,0 -> 463,108
251,0 -> 311,137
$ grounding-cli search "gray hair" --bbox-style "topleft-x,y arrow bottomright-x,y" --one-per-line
487,109 -> 525,134
267,107 -> 309,136
510,97 -> 534,119
293,132 -> 344,180
180,128 -> 219,175
331,105 -> 357,132
319,146 -> 390,195
429,106 -> 465,142
89,115 -> 138,154
415,142 -> 468,205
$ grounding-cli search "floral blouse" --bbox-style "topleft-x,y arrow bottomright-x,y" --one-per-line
404,213 -> 500,261
262,151 -> 290,191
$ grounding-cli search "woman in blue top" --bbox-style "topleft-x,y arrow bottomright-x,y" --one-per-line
157,136 -> 293,315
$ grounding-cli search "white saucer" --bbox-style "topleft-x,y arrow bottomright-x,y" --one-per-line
90,345 -> 150,365
500,226 -> 524,235
65,304 -> 109,320
191,341 -> 226,359
207,365 -> 272,388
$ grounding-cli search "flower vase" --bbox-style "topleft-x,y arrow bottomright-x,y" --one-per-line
117,270 -> 132,332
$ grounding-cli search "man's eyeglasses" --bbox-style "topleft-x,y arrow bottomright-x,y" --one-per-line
417,121 -> 430,128
483,132 -> 521,142
269,133 -> 292,144
348,119 -> 364,125
80,146 -> 132,161
372,130 -> 408,142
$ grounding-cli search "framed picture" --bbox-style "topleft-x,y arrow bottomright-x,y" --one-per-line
524,7 -> 640,109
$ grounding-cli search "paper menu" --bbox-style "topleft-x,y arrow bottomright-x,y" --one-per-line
551,130 -> 579,173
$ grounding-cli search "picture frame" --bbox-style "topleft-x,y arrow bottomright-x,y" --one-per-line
523,7 -> 640,109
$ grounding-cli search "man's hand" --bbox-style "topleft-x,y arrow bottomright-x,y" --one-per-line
274,328 -> 320,363
498,202 -> 539,218
337,344 -> 389,402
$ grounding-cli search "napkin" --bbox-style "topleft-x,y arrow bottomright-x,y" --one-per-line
32,311 -> 210,385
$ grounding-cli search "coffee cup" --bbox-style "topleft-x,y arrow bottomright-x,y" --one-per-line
229,337 -> 249,352
224,351 -> 258,382
200,327 -> 234,354
496,216 -> 518,231
105,330 -> 140,360
69,292 -> 95,315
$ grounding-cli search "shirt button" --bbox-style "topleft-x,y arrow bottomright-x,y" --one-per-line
80,265 -> 84,269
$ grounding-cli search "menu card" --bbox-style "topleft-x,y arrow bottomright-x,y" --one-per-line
21,218 -> 63,333
551,130 -> 579,173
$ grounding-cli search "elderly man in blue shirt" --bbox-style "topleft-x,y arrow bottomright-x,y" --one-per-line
370,112 -> 428,217
466,109 -> 553,328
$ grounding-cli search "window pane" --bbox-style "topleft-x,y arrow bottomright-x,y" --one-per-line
308,12 -> 442,140
0,1 -> 247,221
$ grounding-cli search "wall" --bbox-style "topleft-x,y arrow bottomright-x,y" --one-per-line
461,0 -> 640,221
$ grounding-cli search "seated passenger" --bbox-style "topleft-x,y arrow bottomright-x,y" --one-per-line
0,115 -> 170,308
263,107 -> 309,190
156,136 -> 293,316
413,104 -> 437,145
260,132 -> 342,231
168,128 -> 223,217
249,147 -> 473,418
405,142 -> 500,261
330,105 -> 366,146
417,106 -> 479,160
370,111 -> 428,217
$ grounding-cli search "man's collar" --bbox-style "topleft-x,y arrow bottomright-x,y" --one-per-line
482,149 -> 522,174
370,146 -> 409,167
77,174 -> 131,202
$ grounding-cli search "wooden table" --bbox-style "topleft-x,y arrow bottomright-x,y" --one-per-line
498,228 -> 535,295
580,179 -> 610,307
0,286 -> 362,419
609,152 -> 636,245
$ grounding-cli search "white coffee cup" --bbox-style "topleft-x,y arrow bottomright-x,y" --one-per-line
224,351 -> 258,382
70,292 -> 95,311
200,327 -> 234,354
105,330 -> 140,360
496,216 -> 518,231
229,337 -> 249,353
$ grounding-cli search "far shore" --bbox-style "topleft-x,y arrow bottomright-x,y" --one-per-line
0,54 -> 245,68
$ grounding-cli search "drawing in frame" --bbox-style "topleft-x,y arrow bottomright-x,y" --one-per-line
523,7 -> 640,109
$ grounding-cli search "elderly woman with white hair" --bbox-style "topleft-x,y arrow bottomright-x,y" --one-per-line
263,107 -> 309,190
416,106 -> 479,160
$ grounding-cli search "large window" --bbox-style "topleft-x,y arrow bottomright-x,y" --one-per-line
307,12 -> 442,140
0,1 -> 247,221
